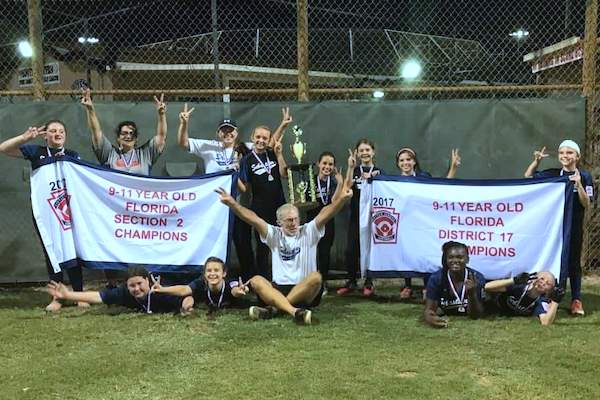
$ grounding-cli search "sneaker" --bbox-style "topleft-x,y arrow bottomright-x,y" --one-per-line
249,306 -> 274,320
570,299 -> 585,316
362,285 -> 374,298
293,308 -> 312,325
400,287 -> 413,299
45,299 -> 62,312
336,281 -> 356,296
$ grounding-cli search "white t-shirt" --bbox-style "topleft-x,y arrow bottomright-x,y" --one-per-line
261,220 -> 325,285
188,138 -> 252,174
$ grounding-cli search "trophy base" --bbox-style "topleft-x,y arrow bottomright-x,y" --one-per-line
292,201 -> 320,211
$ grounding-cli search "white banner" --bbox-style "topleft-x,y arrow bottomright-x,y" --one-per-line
31,158 -> 234,273
360,177 -> 570,280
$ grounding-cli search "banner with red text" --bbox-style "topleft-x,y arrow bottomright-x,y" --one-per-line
359,175 -> 573,280
30,157 -> 235,273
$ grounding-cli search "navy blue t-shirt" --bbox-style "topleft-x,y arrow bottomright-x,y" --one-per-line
534,168 -> 594,228
188,279 -> 240,310
426,267 -> 486,315
20,144 -> 80,162
99,286 -> 182,313
496,283 -> 550,317
239,149 -> 286,220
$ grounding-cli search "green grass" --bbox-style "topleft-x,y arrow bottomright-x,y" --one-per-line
2,279 -> 600,400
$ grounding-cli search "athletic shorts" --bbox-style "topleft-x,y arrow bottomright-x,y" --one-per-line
272,282 -> 323,308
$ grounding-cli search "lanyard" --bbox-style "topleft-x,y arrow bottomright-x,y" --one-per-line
360,165 -> 374,177
516,283 -> 538,310
219,143 -> 236,166
46,146 -> 65,157
207,282 -> 225,309
317,175 -> 331,205
136,293 -> 152,314
119,149 -> 137,169
447,269 -> 468,311
252,150 -> 273,181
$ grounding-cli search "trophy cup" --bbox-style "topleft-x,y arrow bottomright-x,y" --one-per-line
287,125 -> 317,208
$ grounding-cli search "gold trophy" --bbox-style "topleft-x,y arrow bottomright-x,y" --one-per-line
287,125 -> 317,207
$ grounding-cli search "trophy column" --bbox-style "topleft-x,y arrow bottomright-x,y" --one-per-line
287,125 -> 317,208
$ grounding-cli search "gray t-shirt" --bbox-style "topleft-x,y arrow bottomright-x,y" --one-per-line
93,136 -> 162,176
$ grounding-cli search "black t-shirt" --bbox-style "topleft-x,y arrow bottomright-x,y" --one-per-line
99,286 -> 182,313
533,168 -> 594,230
350,165 -> 384,219
20,144 -> 80,162
496,283 -> 548,317
240,149 -> 286,220
426,267 -> 486,315
307,174 -> 338,220
188,278 -> 240,310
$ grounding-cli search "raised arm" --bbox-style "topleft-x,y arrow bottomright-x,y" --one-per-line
524,146 -> 548,178
80,88 -> 104,148
177,103 -> 195,150
345,148 -> 356,185
215,187 -> 268,238
330,168 -> 344,203
269,107 -> 292,148
273,134 -> 288,178
0,126 -> 46,158
47,281 -> 103,304
570,169 -> 592,209
314,180 -> 353,230
446,148 -> 461,178
153,93 -> 167,152
484,272 -> 536,293
465,271 -> 484,319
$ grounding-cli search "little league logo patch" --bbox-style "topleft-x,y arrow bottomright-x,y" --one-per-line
371,207 -> 399,244
47,189 -> 72,231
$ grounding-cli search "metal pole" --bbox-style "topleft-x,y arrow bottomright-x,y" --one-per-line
581,0 -> 597,274
583,0 -> 597,168
84,19 -> 92,88
211,0 -> 221,100
564,0 -> 571,37
27,0 -> 44,100
297,0 -> 309,101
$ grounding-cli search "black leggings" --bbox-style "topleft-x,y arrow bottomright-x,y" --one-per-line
317,219 -> 335,281
233,215 -> 255,281
344,217 -> 360,283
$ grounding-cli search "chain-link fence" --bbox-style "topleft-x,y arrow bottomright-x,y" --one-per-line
0,0 -> 588,100
0,0 -> 599,273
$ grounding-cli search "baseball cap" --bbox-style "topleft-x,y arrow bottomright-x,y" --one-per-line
218,119 -> 237,130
